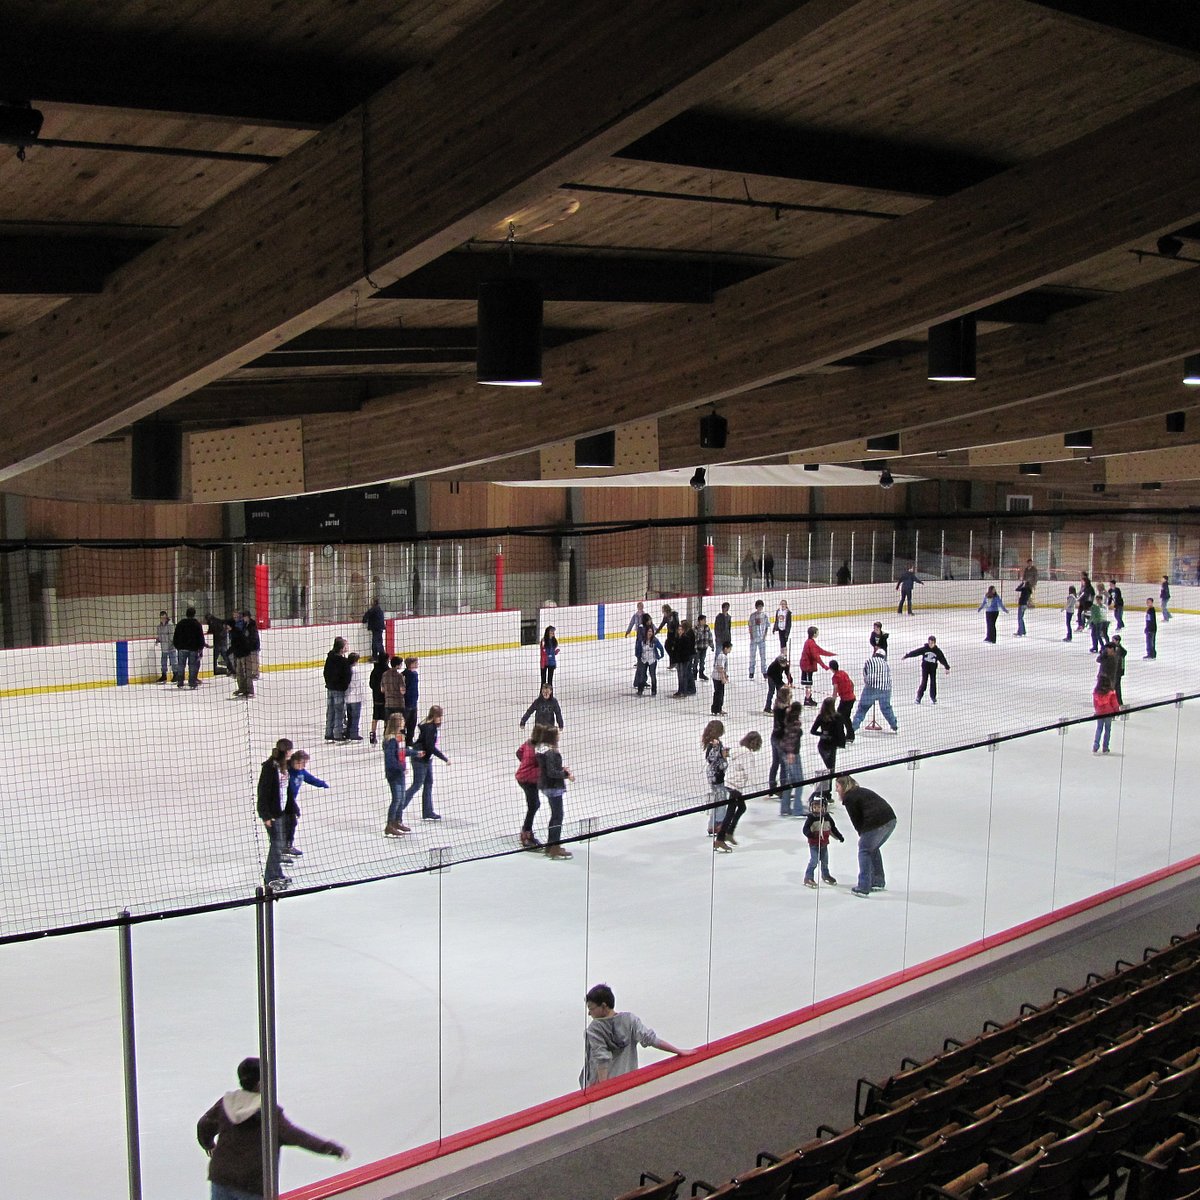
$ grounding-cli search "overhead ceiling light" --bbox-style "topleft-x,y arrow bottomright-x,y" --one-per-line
0,101 -> 43,160
699,411 -> 727,449
476,277 -> 543,385
1158,235 -> 1185,258
866,433 -> 900,452
574,430 -> 615,469
1166,411 -> 1187,433
689,467 -> 707,492
1184,355 -> 1200,386
1064,430 -> 1093,449
803,463 -> 820,472
878,466 -> 894,489
1019,463 -> 1042,476
927,315 -> 976,382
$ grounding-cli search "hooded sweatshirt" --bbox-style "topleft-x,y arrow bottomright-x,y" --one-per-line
579,1012 -> 658,1088
196,1088 -> 341,1194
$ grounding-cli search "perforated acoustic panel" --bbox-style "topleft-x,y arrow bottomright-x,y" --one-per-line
539,419 -> 658,479
1105,446 -> 1200,485
189,419 -> 305,502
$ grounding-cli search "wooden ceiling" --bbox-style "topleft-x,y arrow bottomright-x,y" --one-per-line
2,0 -> 1200,506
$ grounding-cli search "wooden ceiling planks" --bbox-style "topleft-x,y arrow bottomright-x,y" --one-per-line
0,0 -> 850,482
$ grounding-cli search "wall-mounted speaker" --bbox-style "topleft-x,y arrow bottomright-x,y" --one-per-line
131,422 -> 182,501
699,412 -> 727,450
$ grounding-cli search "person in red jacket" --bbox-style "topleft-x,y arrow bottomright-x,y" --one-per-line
828,659 -> 857,744
516,724 -> 546,848
798,625 -> 833,707
1092,678 -> 1119,754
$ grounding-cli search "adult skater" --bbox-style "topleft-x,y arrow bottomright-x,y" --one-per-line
713,602 -> 733,657
1092,677 -> 1119,754
539,626 -> 559,687
380,655 -> 405,729
206,612 -> 233,677
515,723 -> 544,849
197,1056 -> 347,1199
1108,580 -> 1125,630
1161,576 -> 1172,622
537,726 -> 574,859
798,625 -> 833,706
851,649 -> 899,734
580,983 -> 692,1089
322,637 -> 351,742
670,618 -> 697,696
1077,572 -> 1095,632
403,705 -> 449,821
895,564 -> 922,614
773,599 -> 792,651
1088,592 -> 1110,653
1145,596 -> 1159,658
869,621 -> 889,658
711,640 -> 730,716
778,701 -> 806,817
367,651 -> 388,745
1063,586 -> 1077,642
762,550 -> 775,587
748,599 -> 770,678
717,731 -> 762,850
977,585 -> 1008,643
154,610 -> 178,683
764,652 -> 792,713
836,774 -> 898,898
520,683 -> 564,730
342,653 -> 364,740
829,659 -> 856,743
362,596 -> 386,658
1110,635 -> 1128,704
256,740 -> 293,892
634,618 -> 663,697
1095,642 -> 1119,693
836,560 -> 852,586
382,714 -> 410,837
1013,577 -> 1032,636
401,655 -> 420,743
740,550 -> 757,592
810,696 -> 847,775
226,612 -> 257,699
283,750 -> 328,860
903,635 -> 951,703
694,613 -> 713,680
767,685 -> 793,792
1022,558 -> 1039,604
173,605 -> 206,689
624,601 -> 646,641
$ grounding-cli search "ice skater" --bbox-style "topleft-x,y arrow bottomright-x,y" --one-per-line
537,726 -> 574,859
1078,572 -> 1095,632
1013,577 -> 1032,636
342,653 -> 364,740
154,609 -> 178,683
694,614 -> 713,680
520,683 -> 564,730
1063,586 -> 1077,641
869,621 -> 889,658
810,696 -> 847,775
634,618 -> 663,696
903,636 -> 950,703
829,659 -> 856,743
540,626 -> 559,687
798,625 -> 833,706
768,685 -> 793,792
580,984 -> 692,1088
257,740 -> 293,892
382,714 -> 410,837
851,650 -> 899,734
836,774 -> 898,898
1093,678 -> 1119,753
515,723 -> 544,849
403,705 -> 449,821
367,651 -> 388,745
1108,580 -> 1125,629
323,638 -> 351,742
717,730 -> 762,851
1088,592 -> 1110,652
624,601 -> 646,637
778,701 -> 805,817
748,599 -> 770,678
1145,596 -> 1158,659
711,640 -> 730,716
764,652 -> 792,713
977,586 -> 1008,643
703,719 -> 731,849
802,788 -> 844,888
713,602 -> 732,656
895,564 -> 922,614
283,750 -> 328,861
773,599 -> 792,652
1161,576 -> 1172,622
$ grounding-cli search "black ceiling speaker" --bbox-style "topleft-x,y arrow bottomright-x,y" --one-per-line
866,433 -> 900,452
131,422 -> 182,501
927,315 -> 977,382
1018,463 -> 1042,475
476,277 -> 542,385
574,430 -> 615,468
0,102 -> 43,156
1092,483 -> 1106,494
1166,411 -> 1187,433
1064,430 -> 1093,449
699,411 -> 727,449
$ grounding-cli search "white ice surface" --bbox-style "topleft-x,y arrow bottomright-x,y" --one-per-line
2,600 -> 1199,1199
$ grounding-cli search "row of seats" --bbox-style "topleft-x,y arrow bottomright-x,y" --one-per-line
609,923 -> 1200,1200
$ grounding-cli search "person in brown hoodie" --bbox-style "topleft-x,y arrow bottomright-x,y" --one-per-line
197,1056 -> 346,1198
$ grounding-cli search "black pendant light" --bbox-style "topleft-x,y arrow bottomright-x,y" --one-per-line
476,223 -> 543,386
927,315 -> 977,382
1184,354 -> 1200,386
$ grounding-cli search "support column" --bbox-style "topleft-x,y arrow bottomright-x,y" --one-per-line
118,913 -> 143,1200
256,890 -> 280,1200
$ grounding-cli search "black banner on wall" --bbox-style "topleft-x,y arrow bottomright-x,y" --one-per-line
243,484 -> 416,541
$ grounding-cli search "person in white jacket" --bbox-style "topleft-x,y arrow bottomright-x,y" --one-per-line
713,731 -> 764,851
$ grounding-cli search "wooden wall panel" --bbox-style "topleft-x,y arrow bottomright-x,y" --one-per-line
24,497 -> 222,542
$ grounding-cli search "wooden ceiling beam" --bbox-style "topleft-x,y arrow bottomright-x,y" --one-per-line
303,83 -> 1200,492
0,0 -> 845,483
1025,2 -> 1200,63
659,264 -> 1200,469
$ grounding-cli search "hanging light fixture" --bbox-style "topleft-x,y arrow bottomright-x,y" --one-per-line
476,224 -> 543,386
1184,355 -> 1200,386
927,315 -> 977,382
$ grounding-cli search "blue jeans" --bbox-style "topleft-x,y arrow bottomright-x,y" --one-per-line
325,690 -> 346,739
805,843 -> 831,882
856,819 -> 896,892
264,819 -> 288,884
1016,606 -> 1027,635
159,646 -> 177,680
780,757 -> 803,816
1093,717 -> 1113,752
344,702 -> 362,739
707,782 -> 728,834
386,771 -> 407,824
177,648 -> 200,686
1163,600 -> 1171,621
851,687 -> 897,731
749,640 -> 768,677
1064,612 -> 1073,640
769,734 -> 784,791
212,1185 -> 261,1200
634,659 -> 658,695
371,628 -> 385,657
404,758 -> 437,817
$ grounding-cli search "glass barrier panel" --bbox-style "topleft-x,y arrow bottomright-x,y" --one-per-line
900,744 -> 995,969
1168,697 -> 1200,867
1053,718 -> 1121,910
1,929 -> 127,1200
274,875 -> 442,1183
1114,704 -> 1178,884
438,845 -> 588,1135
983,729 -> 1066,937
133,907 -> 260,1200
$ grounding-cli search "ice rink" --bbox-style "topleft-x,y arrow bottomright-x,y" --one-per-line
3,590 -> 1199,1199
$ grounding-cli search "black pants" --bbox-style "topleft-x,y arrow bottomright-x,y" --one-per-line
283,810 -> 299,848
717,789 -> 746,841
984,611 -> 998,642
1065,612 -> 1073,640
403,706 -> 417,743
519,781 -> 541,832
897,590 -> 913,614
711,679 -> 726,714
837,698 -> 855,742
543,790 -> 564,845
817,739 -> 838,774
917,662 -> 938,701
541,664 -> 556,687
1146,628 -> 1157,658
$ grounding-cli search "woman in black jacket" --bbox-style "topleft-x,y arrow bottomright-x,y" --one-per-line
810,697 -> 847,775
520,683 -> 564,730
671,619 -> 697,696
403,706 -> 450,821
367,651 -> 389,744
256,740 -> 293,891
